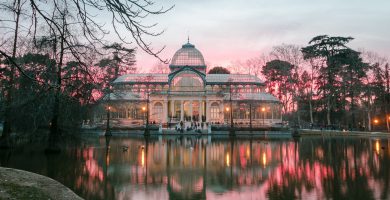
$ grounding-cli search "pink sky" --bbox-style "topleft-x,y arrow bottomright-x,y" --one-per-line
106,0 -> 390,72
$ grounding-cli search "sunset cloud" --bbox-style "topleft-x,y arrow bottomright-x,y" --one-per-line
103,0 -> 390,71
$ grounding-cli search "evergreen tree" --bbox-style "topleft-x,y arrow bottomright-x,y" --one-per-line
336,49 -> 368,129
302,35 -> 354,126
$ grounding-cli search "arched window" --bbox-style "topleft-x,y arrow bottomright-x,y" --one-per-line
211,102 -> 220,120
170,71 -> 204,92
153,102 -> 163,122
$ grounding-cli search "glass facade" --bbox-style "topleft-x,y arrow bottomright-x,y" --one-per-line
98,41 -> 281,127
171,72 -> 204,92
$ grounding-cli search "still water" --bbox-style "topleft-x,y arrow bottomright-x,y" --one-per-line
1,135 -> 390,200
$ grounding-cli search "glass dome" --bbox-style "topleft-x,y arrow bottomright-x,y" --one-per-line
170,42 -> 205,66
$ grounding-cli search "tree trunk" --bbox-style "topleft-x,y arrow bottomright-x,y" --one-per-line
48,19 -> 65,150
386,110 -> 390,132
297,102 -> 301,128
350,81 -> 356,129
368,110 -> 372,131
366,77 -> 373,131
351,97 -> 356,129
327,96 -> 331,126
367,96 -> 372,131
309,66 -> 314,124
1,0 -> 21,147
385,64 -> 389,132
349,69 -> 356,129
309,100 -> 314,124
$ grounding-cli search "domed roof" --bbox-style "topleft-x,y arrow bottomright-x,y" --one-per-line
170,42 -> 205,67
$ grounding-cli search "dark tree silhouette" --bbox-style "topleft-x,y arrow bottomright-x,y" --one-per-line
208,66 -> 230,74
0,0 -> 23,148
0,0 -> 172,148
302,35 -> 354,126
336,49 -> 368,129
261,59 -> 294,114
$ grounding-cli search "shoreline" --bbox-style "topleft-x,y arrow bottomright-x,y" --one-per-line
1,126 -> 389,139
80,128 -> 390,137
298,129 -> 390,137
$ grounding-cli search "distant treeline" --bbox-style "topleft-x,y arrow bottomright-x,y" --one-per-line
217,36 -> 389,131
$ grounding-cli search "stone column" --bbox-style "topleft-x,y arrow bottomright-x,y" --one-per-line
206,101 -> 210,122
203,100 -> 206,121
200,100 -> 203,122
180,100 -> 184,122
190,100 -> 193,121
125,103 -> 129,119
279,104 -> 282,120
170,100 -> 175,119
163,100 -> 168,123
201,100 -> 203,122
147,100 -> 151,123
219,101 -> 224,123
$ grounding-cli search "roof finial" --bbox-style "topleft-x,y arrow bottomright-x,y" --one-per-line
187,35 -> 190,43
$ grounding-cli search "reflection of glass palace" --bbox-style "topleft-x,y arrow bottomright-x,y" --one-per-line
97,41 -> 281,126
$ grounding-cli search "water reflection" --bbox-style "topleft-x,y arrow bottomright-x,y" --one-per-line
1,136 -> 390,200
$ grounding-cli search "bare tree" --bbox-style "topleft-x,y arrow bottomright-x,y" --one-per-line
227,60 -> 245,74
0,0 -> 23,146
150,61 -> 170,73
306,58 -> 322,124
246,55 -> 268,78
270,44 -> 305,126
0,0 -> 172,148
361,50 -> 388,131
26,0 -> 173,61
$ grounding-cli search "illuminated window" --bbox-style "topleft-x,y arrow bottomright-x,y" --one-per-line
211,102 -> 220,119
153,102 -> 163,122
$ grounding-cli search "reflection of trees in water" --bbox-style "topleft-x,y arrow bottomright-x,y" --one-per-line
63,139 -> 115,200
167,171 -> 205,200
95,138 -> 389,199
0,137 -> 115,200
265,138 -> 385,200
3,137 -> 390,200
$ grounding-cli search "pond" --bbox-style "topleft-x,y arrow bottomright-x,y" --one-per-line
1,134 -> 390,200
